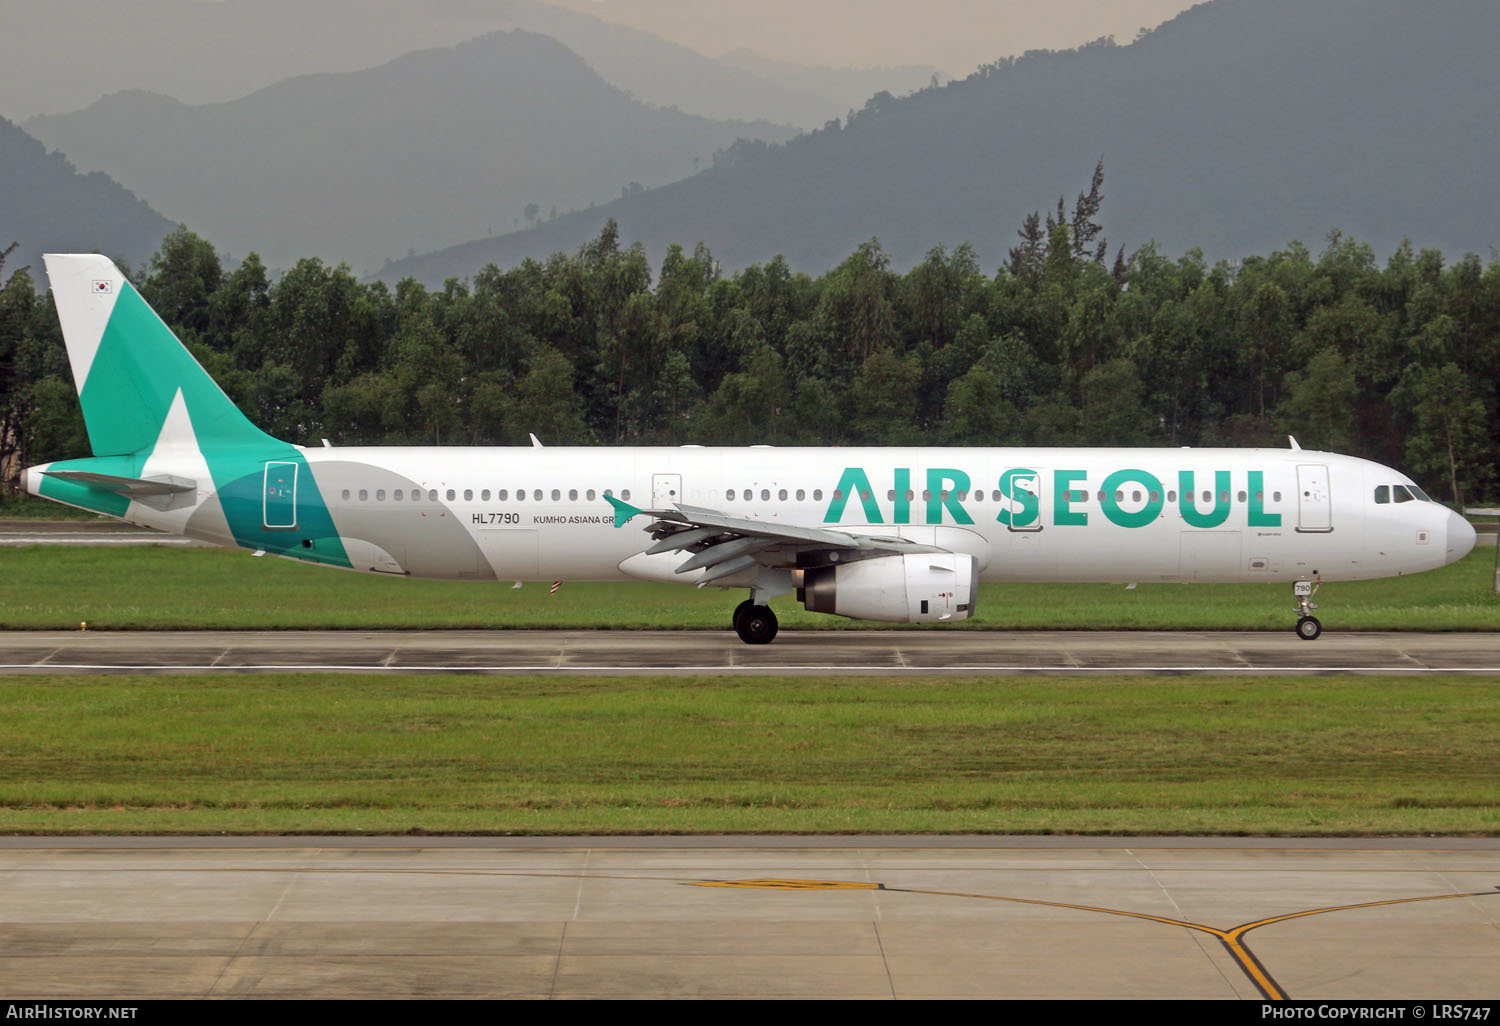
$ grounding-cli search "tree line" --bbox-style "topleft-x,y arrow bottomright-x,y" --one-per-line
2,204 -> 1497,506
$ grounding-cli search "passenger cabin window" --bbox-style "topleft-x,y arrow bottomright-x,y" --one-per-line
533,489 -> 542,501
341,489 -> 350,500
586,489 -> 596,501
569,489 -> 578,501
762,489 -> 771,501
779,489 -> 787,501
376,489 -> 385,501
463,489 -> 472,501
552,489 -> 561,501
813,489 -> 823,501
498,489 -> 508,500
446,489 -> 456,501
796,489 -> 805,501
832,489 -> 844,501
359,489 -> 368,501
395,489 -> 404,501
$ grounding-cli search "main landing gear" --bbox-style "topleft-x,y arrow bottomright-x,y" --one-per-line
732,598 -> 779,645
1293,576 -> 1322,641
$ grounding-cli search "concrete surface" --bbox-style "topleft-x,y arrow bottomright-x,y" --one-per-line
0,837 -> 1496,1000
1,629 -> 1498,676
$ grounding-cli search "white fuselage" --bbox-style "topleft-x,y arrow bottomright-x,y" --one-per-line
98,444 -> 1473,587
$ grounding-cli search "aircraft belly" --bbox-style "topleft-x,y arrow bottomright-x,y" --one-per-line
990,529 -> 1053,580
479,528 -> 539,580
341,537 -> 406,575
475,522 -> 636,581
1179,530 -> 1243,582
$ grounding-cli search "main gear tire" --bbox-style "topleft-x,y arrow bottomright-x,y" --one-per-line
735,605 -> 779,645
732,599 -> 754,635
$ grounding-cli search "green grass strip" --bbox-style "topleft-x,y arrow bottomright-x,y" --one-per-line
1,673 -> 1497,835
2,546 -> 1497,631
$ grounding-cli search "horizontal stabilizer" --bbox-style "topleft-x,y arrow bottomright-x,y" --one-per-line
43,470 -> 196,512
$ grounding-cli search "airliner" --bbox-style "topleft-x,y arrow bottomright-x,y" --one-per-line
23,254 -> 1477,643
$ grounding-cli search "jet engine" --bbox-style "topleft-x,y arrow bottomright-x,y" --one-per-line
798,553 -> 977,622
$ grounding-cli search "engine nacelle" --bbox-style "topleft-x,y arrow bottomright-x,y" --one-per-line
799,553 -> 978,623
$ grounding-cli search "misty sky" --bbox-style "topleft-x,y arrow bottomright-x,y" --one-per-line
546,0 -> 1200,73
1,0 -> 1204,120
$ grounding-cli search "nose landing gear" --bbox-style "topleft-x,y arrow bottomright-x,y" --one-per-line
1293,576 -> 1322,640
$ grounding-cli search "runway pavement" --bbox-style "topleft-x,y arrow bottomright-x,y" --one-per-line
0,836 -> 1496,1000
1,628 -> 1499,675
0,520 -> 209,547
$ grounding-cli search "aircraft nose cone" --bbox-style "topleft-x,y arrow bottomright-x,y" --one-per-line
1446,508 -> 1477,564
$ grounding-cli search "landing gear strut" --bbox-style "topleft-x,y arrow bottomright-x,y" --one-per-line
733,599 -> 778,645
1293,576 -> 1322,641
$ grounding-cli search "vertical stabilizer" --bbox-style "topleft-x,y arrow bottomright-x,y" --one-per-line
43,253 -> 277,457
36,253 -> 348,565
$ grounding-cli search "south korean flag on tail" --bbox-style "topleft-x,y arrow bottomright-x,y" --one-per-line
91,279 -> 113,294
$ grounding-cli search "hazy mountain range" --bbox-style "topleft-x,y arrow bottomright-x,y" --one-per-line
9,0 -> 1496,289
381,0 -> 1500,284
0,117 -> 173,282
1,0 -> 935,128
25,30 -> 802,271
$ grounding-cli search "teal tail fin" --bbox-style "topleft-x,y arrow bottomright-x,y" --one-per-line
43,253 -> 278,457
29,255 -> 348,567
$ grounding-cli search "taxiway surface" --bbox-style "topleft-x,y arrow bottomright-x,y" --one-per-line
1,628 -> 1498,675
0,837 -> 1496,1000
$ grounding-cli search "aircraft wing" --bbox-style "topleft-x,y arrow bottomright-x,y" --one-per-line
606,495 -> 945,584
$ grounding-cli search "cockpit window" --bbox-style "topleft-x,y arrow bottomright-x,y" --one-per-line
1392,484 -> 1415,503
1408,484 -> 1431,501
1374,485 -> 1389,504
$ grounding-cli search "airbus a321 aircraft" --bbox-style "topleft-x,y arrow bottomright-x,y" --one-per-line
24,254 -> 1477,643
